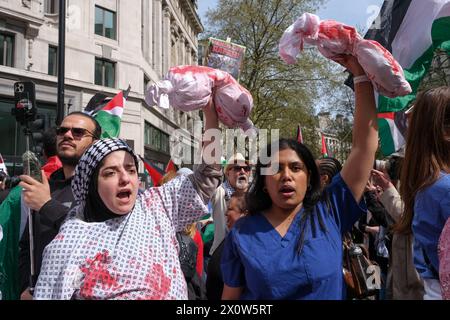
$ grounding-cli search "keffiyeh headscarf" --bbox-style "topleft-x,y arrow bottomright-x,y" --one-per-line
72,138 -> 139,222
222,180 -> 235,201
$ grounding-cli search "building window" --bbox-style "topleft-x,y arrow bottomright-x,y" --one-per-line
0,33 -> 14,67
95,6 -> 116,40
44,0 -> 59,14
95,58 -> 115,88
145,122 -> 170,154
161,133 -> 170,154
48,45 -> 58,76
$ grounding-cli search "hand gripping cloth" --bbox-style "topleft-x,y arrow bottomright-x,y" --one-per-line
279,13 -> 412,98
145,65 -> 257,135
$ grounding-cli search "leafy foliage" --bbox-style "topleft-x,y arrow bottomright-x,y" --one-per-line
204,0 -> 338,153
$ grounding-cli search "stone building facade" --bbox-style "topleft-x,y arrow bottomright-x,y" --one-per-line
0,0 -> 203,176
317,112 -> 351,163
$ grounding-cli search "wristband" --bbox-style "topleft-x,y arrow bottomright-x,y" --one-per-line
353,75 -> 370,85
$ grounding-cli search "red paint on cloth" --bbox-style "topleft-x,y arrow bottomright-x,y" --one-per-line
79,251 -> 122,298
54,234 -> 64,241
141,264 -> 172,300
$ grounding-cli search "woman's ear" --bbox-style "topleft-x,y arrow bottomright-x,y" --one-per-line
445,127 -> 450,142
319,174 -> 328,186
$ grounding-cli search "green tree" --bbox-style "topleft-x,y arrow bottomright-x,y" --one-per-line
204,0 -> 334,154
419,49 -> 450,90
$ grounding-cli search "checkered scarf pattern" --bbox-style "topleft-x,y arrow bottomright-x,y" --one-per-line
222,180 -> 235,201
72,138 -> 138,203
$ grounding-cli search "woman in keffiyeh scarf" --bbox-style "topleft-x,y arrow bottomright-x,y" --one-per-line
33,101 -> 222,300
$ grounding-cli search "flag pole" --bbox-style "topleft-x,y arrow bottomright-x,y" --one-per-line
56,0 -> 66,126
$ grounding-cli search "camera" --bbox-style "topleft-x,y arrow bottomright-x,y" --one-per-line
374,160 -> 389,172
0,170 -> 5,184
0,171 -> 21,189
374,156 -> 402,181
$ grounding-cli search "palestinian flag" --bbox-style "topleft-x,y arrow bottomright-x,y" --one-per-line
0,186 -> 22,300
378,112 -> 407,155
86,85 -> 131,139
165,159 -> 176,173
321,133 -> 328,158
139,155 -> 164,187
360,0 -> 450,155
296,125 -> 304,144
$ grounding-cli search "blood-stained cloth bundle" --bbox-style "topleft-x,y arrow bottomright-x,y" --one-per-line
145,65 -> 256,134
279,13 -> 412,98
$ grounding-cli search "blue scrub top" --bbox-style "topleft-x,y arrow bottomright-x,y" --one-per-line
221,173 -> 367,300
413,172 -> 450,279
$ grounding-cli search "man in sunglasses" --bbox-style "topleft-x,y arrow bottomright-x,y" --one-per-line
18,112 -> 101,299
209,153 -> 251,256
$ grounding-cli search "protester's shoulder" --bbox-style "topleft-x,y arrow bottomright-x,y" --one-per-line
231,214 -> 259,233
212,184 -> 225,197
142,175 -> 190,198
49,167 -> 65,181
324,173 -> 348,195
421,173 -> 450,197
435,172 -> 450,189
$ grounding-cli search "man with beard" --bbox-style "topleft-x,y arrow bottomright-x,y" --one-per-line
18,112 -> 101,299
209,153 -> 251,256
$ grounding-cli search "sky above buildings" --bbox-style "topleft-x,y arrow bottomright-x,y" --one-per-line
197,0 -> 386,113
198,0 -> 385,33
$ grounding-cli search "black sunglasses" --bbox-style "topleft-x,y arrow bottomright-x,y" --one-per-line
56,126 -> 97,139
231,166 -> 251,172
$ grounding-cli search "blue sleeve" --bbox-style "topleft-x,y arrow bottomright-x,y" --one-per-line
324,173 -> 367,234
440,190 -> 450,221
220,227 -> 245,288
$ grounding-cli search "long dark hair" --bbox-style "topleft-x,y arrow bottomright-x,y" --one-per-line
246,138 -> 324,252
397,86 -> 450,234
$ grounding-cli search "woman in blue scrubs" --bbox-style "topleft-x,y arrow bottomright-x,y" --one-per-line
396,86 -> 450,299
221,55 -> 378,300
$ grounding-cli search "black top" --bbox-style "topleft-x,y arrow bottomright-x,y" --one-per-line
206,240 -> 225,300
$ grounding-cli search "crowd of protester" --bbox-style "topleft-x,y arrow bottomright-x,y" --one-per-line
0,55 -> 449,300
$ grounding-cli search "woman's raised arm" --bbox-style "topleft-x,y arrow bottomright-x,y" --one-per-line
188,98 -> 223,203
337,55 -> 378,203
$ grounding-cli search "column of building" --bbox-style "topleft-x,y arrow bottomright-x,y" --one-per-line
162,4 -> 171,75
152,0 -> 163,76
142,0 -> 152,66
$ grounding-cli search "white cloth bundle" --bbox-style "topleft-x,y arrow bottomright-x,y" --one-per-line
146,66 -> 256,134
279,13 -> 412,98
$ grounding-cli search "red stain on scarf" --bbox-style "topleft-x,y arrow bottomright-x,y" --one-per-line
54,234 -> 64,241
141,264 -> 171,299
79,250 -> 122,298
145,197 -> 153,208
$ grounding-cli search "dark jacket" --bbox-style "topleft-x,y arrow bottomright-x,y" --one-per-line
358,191 -> 392,273
206,240 -> 225,300
19,168 -> 75,292
0,189 -> 10,205
177,232 -> 206,300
